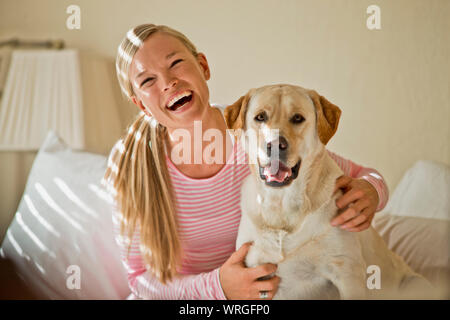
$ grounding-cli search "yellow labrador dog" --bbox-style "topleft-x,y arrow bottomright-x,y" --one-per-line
224,84 -> 434,299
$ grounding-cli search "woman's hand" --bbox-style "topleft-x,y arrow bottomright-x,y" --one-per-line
330,175 -> 380,232
219,242 -> 280,300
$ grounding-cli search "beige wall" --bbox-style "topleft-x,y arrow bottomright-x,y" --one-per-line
0,0 -> 449,239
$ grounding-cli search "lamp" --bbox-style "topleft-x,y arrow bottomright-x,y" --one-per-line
0,49 -> 84,150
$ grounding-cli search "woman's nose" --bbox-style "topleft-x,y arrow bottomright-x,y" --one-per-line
163,74 -> 178,92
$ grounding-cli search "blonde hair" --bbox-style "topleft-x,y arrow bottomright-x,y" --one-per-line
104,24 -> 199,283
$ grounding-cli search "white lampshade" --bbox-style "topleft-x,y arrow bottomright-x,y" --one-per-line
0,49 -> 84,150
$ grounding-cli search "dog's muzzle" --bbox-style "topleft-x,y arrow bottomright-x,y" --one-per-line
259,159 -> 301,187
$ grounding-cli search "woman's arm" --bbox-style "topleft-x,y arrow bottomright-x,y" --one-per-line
327,150 -> 389,231
112,208 -> 226,300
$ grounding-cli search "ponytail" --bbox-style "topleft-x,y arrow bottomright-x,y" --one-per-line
104,113 -> 180,283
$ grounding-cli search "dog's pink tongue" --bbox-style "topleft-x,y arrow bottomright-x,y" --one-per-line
264,160 -> 292,183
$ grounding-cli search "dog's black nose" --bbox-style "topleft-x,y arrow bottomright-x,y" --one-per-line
266,136 -> 288,157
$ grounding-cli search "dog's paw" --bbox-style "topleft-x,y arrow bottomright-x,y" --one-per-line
245,244 -> 282,268
244,244 -> 260,268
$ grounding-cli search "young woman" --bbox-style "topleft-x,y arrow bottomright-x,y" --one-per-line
103,24 -> 388,300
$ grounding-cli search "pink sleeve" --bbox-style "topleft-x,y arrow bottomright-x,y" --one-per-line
112,207 -> 227,300
327,150 -> 389,212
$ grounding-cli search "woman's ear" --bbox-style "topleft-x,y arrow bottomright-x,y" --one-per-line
131,96 -> 141,108
307,90 -> 342,145
196,53 -> 210,81
131,96 -> 152,116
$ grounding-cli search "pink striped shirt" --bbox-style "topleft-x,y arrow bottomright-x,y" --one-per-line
110,134 -> 389,300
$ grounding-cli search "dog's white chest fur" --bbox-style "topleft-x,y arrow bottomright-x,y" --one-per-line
236,165 -> 344,299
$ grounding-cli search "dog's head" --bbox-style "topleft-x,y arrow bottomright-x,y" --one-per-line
224,84 -> 341,188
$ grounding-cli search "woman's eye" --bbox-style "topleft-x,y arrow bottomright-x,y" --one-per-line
170,59 -> 183,67
291,113 -> 305,124
141,78 -> 154,87
254,112 -> 267,122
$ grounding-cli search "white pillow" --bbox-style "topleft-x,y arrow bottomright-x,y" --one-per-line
0,131 -> 130,299
383,160 -> 450,221
373,212 -> 450,299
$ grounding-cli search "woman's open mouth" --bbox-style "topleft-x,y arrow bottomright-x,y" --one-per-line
166,91 -> 193,113
258,159 -> 301,187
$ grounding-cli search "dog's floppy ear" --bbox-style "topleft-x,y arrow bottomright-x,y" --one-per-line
224,91 -> 253,130
308,90 -> 342,145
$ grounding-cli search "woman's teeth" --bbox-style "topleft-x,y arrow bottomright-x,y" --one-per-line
167,91 -> 192,109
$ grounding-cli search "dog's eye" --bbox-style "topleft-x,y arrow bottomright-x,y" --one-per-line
254,112 -> 267,122
291,114 -> 305,124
